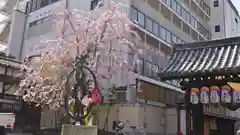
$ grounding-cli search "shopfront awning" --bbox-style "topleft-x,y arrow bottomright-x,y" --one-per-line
160,37 -> 240,80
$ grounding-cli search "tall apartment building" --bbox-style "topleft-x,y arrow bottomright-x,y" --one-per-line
7,0 -> 211,134
210,0 -> 240,39
0,0 -> 19,53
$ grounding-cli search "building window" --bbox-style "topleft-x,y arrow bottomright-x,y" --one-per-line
185,12 -> 190,24
200,0 -> 204,7
26,0 -> 61,13
159,26 -> 166,41
235,18 -> 238,23
31,0 -> 37,12
130,6 -> 185,47
191,16 -> 198,29
172,14 -> 181,29
138,11 -> 145,27
51,0 -> 59,3
181,9 -> 191,24
91,0 -> 99,10
213,1 -> 219,7
165,0 -> 171,6
176,3 -> 181,16
215,25 -> 220,32
90,0 -> 103,10
26,1 -> 32,13
28,16 -> 51,28
153,22 -> 159,36
171,35 -> 177,44
130,7 -> 138,21
166,30 -> 171,43
39,0 -> 49,8
181,8 -> 186,20
146,17 -> 153,32
171,0 -> 177,11
29,21 -> 37,28
203,3 -> 210,15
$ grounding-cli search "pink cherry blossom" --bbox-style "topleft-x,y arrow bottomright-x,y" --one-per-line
16,0 -> 156,110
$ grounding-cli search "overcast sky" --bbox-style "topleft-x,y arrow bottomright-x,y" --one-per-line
231,0 -> 240,14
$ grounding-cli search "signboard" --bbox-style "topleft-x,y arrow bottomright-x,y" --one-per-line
221,85 -> 232,103
190,88 -> 199,104
210,86 -> 220,104
0,94 -> 22,112
200,87 -> 209,104
203,105 -> 240,119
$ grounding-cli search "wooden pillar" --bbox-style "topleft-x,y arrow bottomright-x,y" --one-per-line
204,118 -> 210,135
192,104 -> 204,135
185,88 -> 191,135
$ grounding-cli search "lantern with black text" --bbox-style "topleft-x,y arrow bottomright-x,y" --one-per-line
190,88 -> 199,104
210,86 -> 220,104
200,86 -> 210,104
221,85 -> 232,103
233,89 -> 240,103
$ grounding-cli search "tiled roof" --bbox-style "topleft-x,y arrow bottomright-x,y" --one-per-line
160,37 -> 240,80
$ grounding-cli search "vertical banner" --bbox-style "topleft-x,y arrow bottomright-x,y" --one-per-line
209,86 -> 220,104
221,85 -> 232,103
190,88 -> 200,104
200,86 -> 210,104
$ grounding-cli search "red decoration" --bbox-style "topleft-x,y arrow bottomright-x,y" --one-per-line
177,132 -> 183,135
91,88 -> 102,104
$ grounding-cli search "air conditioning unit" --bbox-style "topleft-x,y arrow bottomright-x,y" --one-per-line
107,85 -> 136,103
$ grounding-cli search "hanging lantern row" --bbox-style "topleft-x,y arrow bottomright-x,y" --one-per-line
190,85 -> 240,104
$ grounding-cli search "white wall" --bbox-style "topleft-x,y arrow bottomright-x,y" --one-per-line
95,103 -> 182,134
22,0 -> 93,60
210,0 -> 240,39
223,0 -> 240,38
209,0 -> 225,39
7,9 -> 27,60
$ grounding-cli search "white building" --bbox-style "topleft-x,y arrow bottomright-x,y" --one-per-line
6,0 -> 214,134
0,0 -> 19,53
210,0 -> 240,39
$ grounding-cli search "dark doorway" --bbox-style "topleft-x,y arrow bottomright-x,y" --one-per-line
217,118 -> 234,135
191,104 -> 204,135
14,101 -> 41,132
